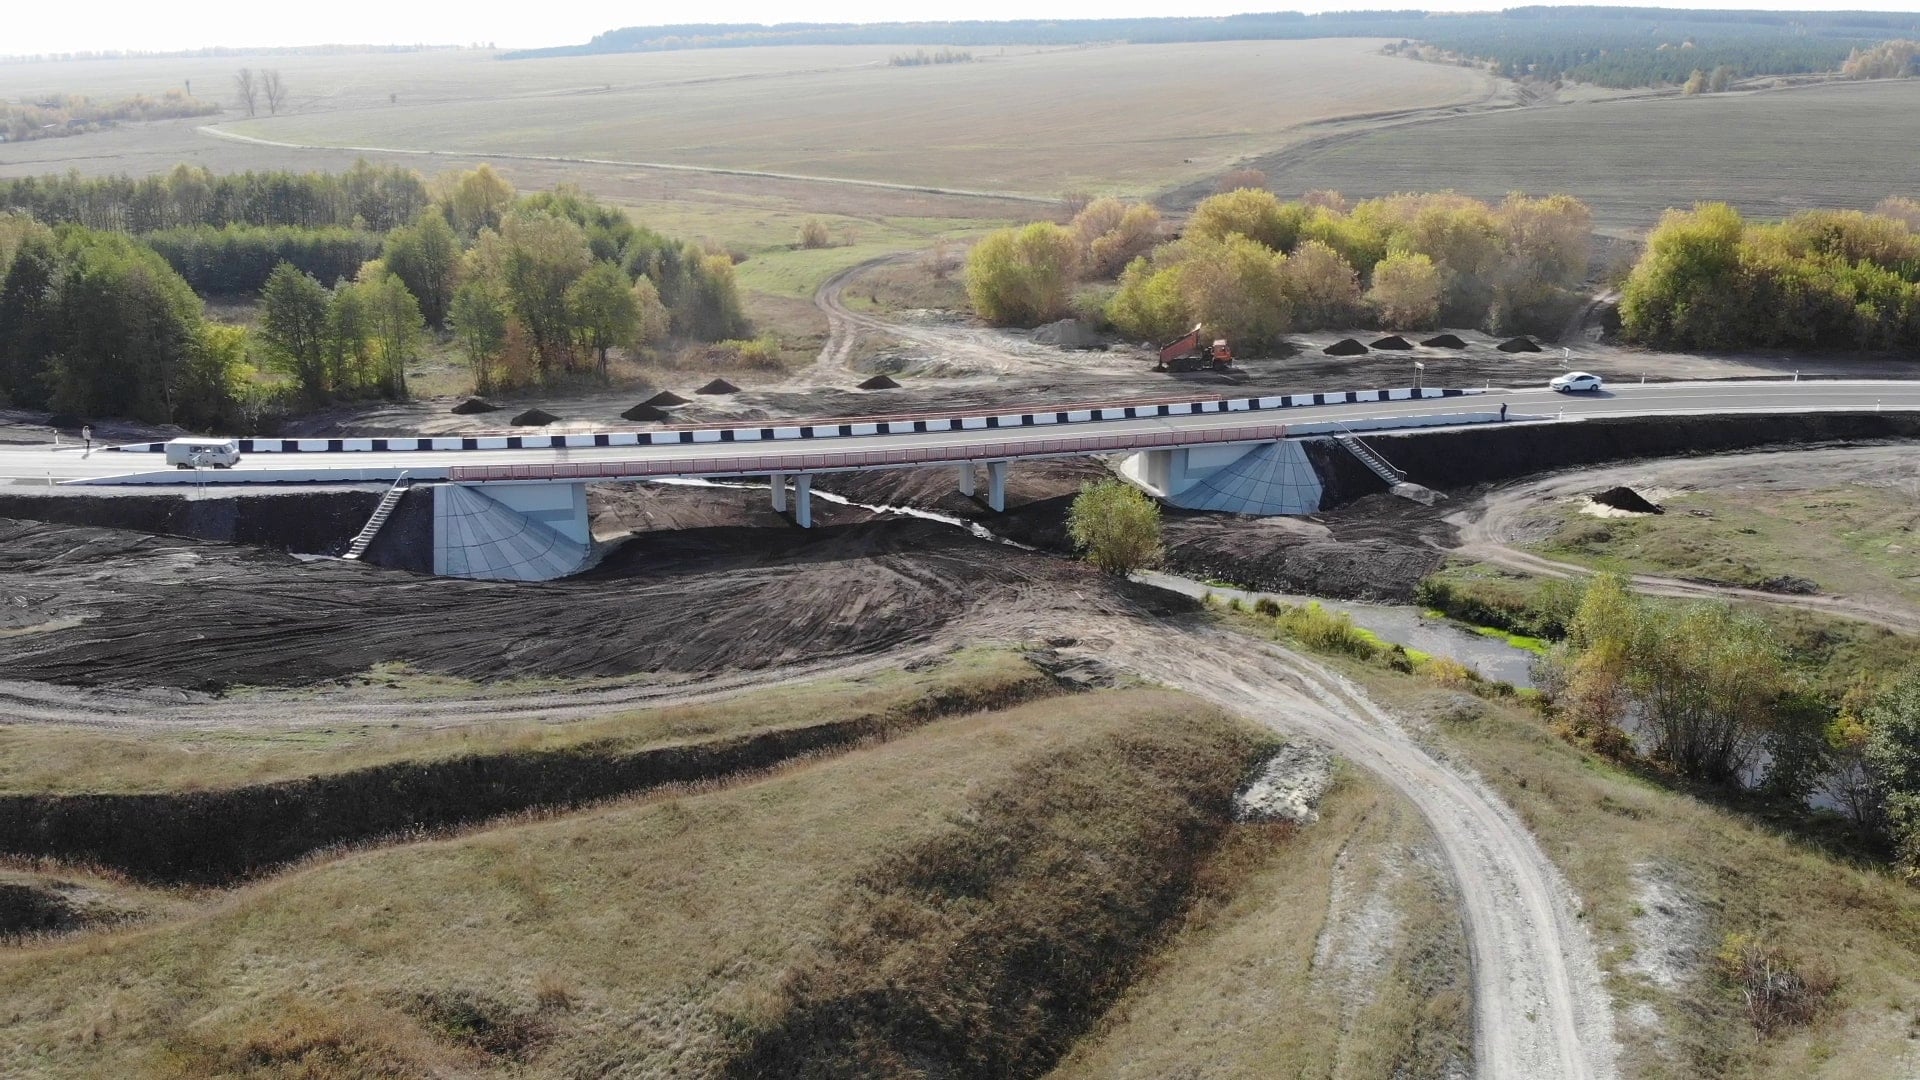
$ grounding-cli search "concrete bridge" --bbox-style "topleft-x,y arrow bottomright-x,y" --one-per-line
14,379 -> 1920,581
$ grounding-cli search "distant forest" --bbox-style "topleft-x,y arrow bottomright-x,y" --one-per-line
504,8 -> 1920,88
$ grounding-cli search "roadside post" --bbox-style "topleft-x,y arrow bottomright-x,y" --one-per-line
1414,361 -> 1425,391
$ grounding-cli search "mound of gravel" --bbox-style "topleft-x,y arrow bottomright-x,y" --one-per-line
450,398 -> 501,415
695,378 -> 740,395
858,374 -> 901,390
1497,336 -> 1542,353
1369,335 -> 1413,350
621,404 -> 671,422
642,390 -> 690,407
510,408 -> 560,427
1033,317 -> 1098,348
1421,333 -> 1468,349
1323,338 -> 1369,356
1592,486 -> 1663,514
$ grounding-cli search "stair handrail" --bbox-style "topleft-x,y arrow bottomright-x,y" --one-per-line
1333,423 -> 1406,481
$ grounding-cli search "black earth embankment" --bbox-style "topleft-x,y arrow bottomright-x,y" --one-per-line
1376,413 -> 1920,489
0,490 -> 381,555
0,674 -> 1062,886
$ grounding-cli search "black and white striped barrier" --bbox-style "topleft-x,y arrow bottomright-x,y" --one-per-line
109,387 -> 1473,454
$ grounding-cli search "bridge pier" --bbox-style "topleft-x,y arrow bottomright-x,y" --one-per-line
793,473 -> 813,528
987,460 -> 1008,512
770,470 -> 787,513
957,463 -> 975,497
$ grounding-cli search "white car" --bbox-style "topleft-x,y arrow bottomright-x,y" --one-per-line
1550,371 -> 1603,393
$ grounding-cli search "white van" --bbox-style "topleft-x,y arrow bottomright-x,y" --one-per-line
164,437 -> 242,469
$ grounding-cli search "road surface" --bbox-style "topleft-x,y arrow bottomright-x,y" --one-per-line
4,379 -> 1919,487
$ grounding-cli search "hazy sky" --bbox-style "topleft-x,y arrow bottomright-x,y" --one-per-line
12,0 -> 1920,55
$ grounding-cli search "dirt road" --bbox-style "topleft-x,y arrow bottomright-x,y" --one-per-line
1454,446 -> 1920,633
1096,618 -> 1620,1080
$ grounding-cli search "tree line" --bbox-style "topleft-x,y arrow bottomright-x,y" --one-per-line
0,162 -> 433,233
512,10 -> 1918,88
1543,573 -> 1920,879
966,187 -> 1591,350
1620,199 -> 1920,350
0,164 -> 750,427
2,89 -> 215,144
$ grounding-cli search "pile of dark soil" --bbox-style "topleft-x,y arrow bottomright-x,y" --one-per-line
1421,334 -> 1468,349
621,404 -> 671,422
1369,335 -> 1413,350
1591,486 -> 1663,514
0,882 -> 79,937
1496,336 -> 1542,353
642,390 -> 690,407
450,398 -> 501,415
1323,338 -> 1369,356
1755,575 -> 1819,595
45,414 -> 82,430
0,502 -> 1191,691
696,378 -> 740,395
510,408 -> 560,427
858,374 -> 901,390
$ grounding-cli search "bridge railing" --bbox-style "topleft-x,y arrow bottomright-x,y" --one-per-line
446,423 -> 1291,484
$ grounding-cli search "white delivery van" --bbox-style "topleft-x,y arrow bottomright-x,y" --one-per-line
164,437 -> 242,469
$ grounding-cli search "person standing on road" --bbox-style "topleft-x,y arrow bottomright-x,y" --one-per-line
1499,402 -> 1507,422
81,424 -> 92,454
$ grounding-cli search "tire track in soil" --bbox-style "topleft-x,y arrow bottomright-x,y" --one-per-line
1089,617 -> 1620,1080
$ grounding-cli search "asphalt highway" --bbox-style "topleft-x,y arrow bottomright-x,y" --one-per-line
4,379 -> 1919,487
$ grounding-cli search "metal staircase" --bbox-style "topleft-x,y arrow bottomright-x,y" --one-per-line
343,475 -> 410,561
1333,434 -> 1405,485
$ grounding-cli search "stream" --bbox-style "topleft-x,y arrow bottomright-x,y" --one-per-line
648,478 -> 1541,687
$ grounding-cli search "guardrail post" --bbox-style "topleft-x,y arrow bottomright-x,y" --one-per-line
987,460 -> 1008,512
770,470 -> 787,513
794,473 -> 813,528
957,463 -> 976,497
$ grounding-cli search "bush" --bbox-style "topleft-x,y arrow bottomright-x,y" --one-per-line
1621,202 -> 1920,350
1715,933 -> 1837,1037
1367,251 -> 1442,328
798,219 -> 831,249
965,223 -> 1079,326
1067,479 -> 1162,575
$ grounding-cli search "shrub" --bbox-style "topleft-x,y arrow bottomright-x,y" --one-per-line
1715,933 -> 1837,1037
1067,479 -> 1162,576
1274,602 -> 1379,660
1188,187 -> 1306,252
1214,168 -> 1267,194
965,223 -> 1079,326
1367,251 -> 1443,328
797,219 -> 831,249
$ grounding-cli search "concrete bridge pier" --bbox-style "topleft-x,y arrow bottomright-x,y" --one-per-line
987,460 -> 1008,512
770,471 -> 787,513
957,463 -> 976,497
793,473 -> 813,528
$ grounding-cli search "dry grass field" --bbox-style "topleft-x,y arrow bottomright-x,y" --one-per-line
188,40 -> 1490,196
0,683 -> 1312,1078
1253,79 -> 1920,232
1365,674 -> 1920,1080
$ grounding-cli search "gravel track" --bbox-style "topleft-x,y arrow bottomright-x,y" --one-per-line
1096,618 -> 1620,1080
